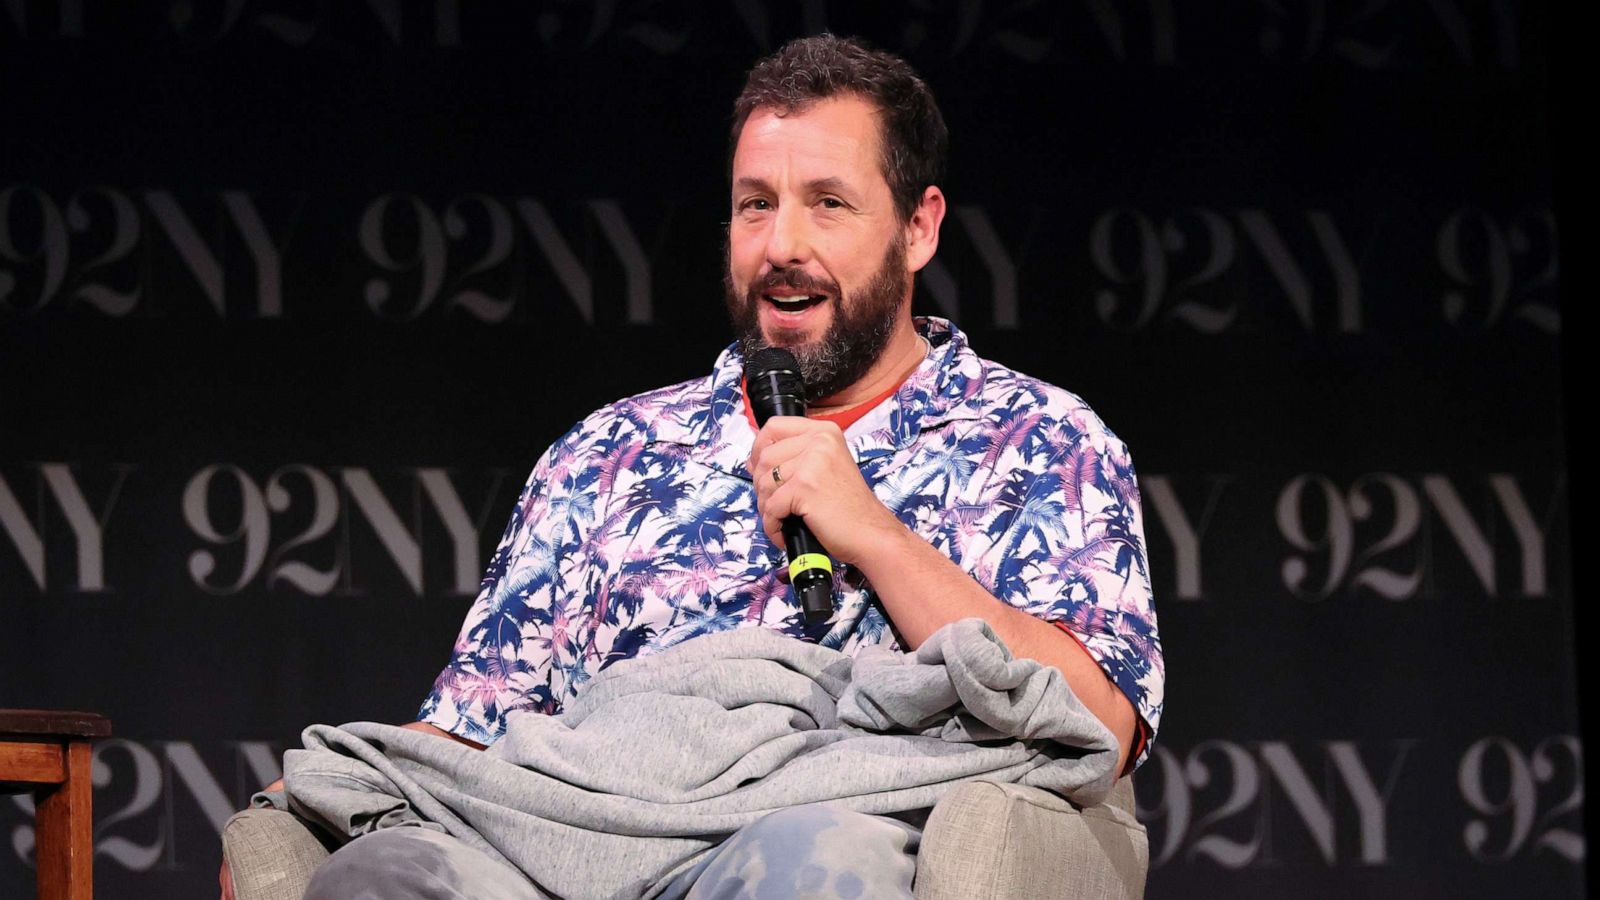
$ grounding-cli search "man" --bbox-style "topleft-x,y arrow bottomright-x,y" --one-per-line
226,33 -> 1162,900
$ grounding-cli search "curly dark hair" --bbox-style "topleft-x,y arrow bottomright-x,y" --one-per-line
729,34 -> 948,223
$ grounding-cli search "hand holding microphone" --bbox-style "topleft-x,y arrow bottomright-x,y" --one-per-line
747,348 -> 836,624
746,348 -> 913,626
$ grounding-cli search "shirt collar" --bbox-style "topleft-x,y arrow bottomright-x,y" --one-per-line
668,316 -> 989,478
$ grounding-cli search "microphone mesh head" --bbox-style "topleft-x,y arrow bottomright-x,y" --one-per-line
746,348 -> 804,404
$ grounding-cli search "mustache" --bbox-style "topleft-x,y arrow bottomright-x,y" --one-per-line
746,268 -> 840,300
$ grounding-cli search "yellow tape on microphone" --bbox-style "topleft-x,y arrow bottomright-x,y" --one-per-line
788,553 -> 833,582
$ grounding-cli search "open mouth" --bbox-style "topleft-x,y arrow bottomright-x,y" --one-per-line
763,293 -> 828,313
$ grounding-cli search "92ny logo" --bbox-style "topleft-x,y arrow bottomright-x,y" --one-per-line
1137,737 -> 1583,867
0,463 -> 510,597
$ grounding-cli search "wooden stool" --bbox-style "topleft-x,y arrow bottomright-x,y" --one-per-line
0,710 -> 112,900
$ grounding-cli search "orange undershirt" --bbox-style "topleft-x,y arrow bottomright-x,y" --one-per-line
742,372 -> 1150,768
739,375 -> 908,433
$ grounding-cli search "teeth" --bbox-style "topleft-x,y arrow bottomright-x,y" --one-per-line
769,294 -> 817,309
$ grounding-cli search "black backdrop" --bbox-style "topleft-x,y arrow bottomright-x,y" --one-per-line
0,3 -> 1581,897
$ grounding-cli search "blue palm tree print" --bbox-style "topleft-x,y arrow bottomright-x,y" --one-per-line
419,318 -> 1163,767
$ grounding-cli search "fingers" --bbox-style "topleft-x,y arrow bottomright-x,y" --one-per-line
751,435 -> 837,543
762,491 -> 788,548
748,416 -> 863,557
757,456 -> 804,545
750,414 -> 818,454
749,434 -> 813,492
749,417 -> 843,472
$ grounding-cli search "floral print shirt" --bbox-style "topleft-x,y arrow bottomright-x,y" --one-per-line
421,317 -> 1163,766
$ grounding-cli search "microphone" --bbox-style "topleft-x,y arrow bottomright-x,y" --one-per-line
746,347 -> 835,625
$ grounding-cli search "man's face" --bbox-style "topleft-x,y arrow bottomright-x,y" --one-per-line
724,94 -> 911,400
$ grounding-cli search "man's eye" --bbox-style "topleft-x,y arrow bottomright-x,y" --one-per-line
741,198 -> 772,211
819,197 -> 844,210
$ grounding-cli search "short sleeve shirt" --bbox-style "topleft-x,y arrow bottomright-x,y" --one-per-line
420,316 -> 1164,766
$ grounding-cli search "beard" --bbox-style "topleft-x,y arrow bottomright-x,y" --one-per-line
723,235 -> 909,402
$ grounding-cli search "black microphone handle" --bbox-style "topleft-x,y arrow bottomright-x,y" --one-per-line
762,392 -> 834,624
748,356 -> 836,625
782,517 -> 835,625
763,390 -> 805,418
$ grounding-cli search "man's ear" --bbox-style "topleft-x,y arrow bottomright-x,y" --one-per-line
903,185 -> 947,274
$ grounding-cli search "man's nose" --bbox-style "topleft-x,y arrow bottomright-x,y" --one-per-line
764,201 -> 812,268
